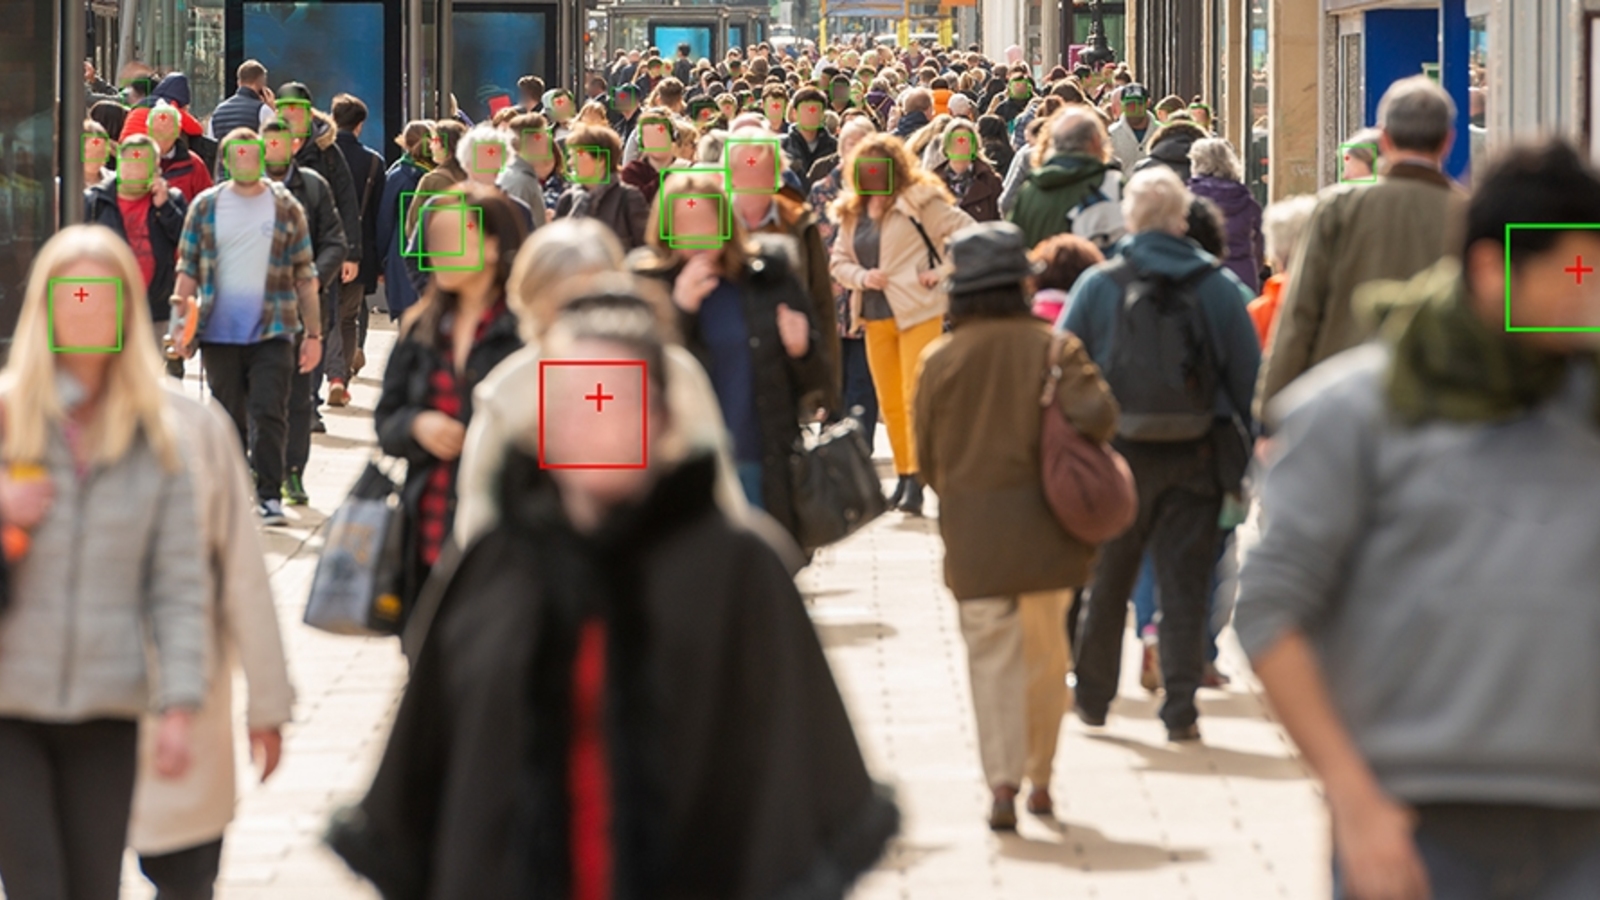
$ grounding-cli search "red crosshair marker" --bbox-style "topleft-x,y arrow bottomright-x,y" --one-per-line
585,383 -> 614,412
686,199 -> 697,209
268,139 -> 280,148
746,156 -> 758,166
1567,256 -> 1595,285
238,147 -> 248,157
868,166 -> 878,174
130,150 -> 142,159
74,287 -> 90,303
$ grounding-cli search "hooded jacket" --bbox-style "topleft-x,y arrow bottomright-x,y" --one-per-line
295,110 -> 362,265
933,159 -> 1003,224
1061,230 -> 1261,429
1187,174 -> 1264,292
84,179 -> 187,322
829,181 -> 976,331
1131,121 -> 1209,184
1007,153 -> 1112,250
275,162 -> 349,290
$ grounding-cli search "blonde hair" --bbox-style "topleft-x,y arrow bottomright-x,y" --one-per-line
831,132 -> 952,226
3,226 -> 179,471
507,218 -> 627,341
641,170 -> 754,279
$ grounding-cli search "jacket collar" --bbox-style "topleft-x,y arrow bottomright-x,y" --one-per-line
1383,160 -> 1455,191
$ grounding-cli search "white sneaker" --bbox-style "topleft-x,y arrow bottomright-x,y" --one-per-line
258,499 -> 288,527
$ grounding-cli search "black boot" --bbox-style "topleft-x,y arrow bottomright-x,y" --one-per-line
887,475 -> 909,508
898,476 -> 924,516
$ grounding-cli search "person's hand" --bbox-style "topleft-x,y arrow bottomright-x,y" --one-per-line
341,261 -> 359,284
261,85 -> 275,108
0,467 -> 53,530
672,253 -> 720,314
412,411 -> 466,461
84,60 -> 97,85
917,269 -> 942,288
298,335 -> 322,374
776,303 -> 810,358
154,708 -> 194,779
1330,787 -> 1430,900
150,175 -> 170,207
861,268 -> 888,290
249,727 -> 283,782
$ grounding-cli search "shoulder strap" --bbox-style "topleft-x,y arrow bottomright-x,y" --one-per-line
906,215 -> 942,267
1039,331 -> 1075,406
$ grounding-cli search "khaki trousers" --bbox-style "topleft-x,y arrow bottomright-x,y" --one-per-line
957,590 -> 1074,789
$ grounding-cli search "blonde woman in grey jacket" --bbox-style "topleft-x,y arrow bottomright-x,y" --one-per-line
0,225 -> 208,900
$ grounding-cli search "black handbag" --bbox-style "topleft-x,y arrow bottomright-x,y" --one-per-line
790,418 -> 889,550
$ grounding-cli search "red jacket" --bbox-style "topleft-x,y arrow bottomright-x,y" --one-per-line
120,105 -> 204,140
160,148 -> 214,203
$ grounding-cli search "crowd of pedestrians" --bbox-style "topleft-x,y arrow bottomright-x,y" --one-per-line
2,30 -> 1597,900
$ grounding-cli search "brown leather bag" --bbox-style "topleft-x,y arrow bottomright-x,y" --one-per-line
1039,333 -> 1138,545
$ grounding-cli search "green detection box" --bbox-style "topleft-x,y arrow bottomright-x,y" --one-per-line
725,136 -> 782,195
81,133 -> 113,167
472,140 -> 509,174
48,278 -> 124,354
222,139 -> 267,182
146,108 -> 182,143
945,129 -> 978,161
399,191 -> 468,257
794,101 -> 826,133
855,157 -> 894,195
262,131 -> 295,161
115,146 -> 155,189
661,192 -> 732,250
1504,223 -> 1600,333
520,128 -> 553,162
417,205 -> 486,273
1338,142 -> 1378,184
638,118 -> 674,154
275,99 -> 314,139
568,146 -> 611,185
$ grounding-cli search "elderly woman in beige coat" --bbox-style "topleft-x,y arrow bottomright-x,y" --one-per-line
829,132 -> 974,515
128,387 -> 296,897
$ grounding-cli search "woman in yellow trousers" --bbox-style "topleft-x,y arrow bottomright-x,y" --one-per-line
829,132 -> 974,514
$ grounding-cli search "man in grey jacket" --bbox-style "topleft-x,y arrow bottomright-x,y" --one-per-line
1237,140 -> 1600,900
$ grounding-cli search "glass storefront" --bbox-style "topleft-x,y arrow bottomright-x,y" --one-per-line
1246,0 -> 1267,204
0,0 -> 53,337
91,0 -> 227,120
1072,2 -> 1126,60
1468,13 -> 1487,184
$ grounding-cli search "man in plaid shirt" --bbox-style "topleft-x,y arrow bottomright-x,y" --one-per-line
174,127 -> 323,526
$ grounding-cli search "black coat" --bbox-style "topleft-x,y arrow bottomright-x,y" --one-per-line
373,302 -> 522,611
335,130 -> 389,291
554,180 -> 650,251
296,113 -> 363,265
83,181 -> 187,322
783,128 -> 838,192
633,240 -> 830,539
279,164 -> 349,290
326,453 -> 898,900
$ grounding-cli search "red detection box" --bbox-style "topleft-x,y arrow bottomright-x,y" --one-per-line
538,360 -> 649,469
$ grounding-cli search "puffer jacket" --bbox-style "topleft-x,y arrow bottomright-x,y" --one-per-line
830,181 -> 976,331
0,414 -> 208,721
1188,175 -> 1264,292
295,110 -> 362,266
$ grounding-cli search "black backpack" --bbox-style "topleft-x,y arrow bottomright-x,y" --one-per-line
1101,258 -> 1220,442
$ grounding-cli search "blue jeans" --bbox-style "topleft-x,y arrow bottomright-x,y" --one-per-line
841,336 -> 878,440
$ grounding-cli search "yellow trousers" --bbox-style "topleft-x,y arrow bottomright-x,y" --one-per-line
863,316 -> 944,476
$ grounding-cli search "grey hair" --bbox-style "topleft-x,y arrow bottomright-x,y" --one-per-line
1377,76 -> 1456,153
696,129 -> 728,164
1188,137 -> 1243,182
1123,167 -> 1192,236
1342,127 -> 1382,168
456,124 -> 513,175
506,218 -> 626,341
1262,194 -> 1317,272
1050,106 -> 1109,161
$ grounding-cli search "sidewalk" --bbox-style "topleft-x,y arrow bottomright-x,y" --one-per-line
98,320 -> 1329,900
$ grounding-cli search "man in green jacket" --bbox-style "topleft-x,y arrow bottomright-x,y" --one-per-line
1007,107 -> 1124,250
1254,76 -> 1468,417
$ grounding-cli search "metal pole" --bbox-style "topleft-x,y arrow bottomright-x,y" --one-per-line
64,0 -> 88,228
408,0 -> 423,119
438,0 -> 453,119
117,0 -> 139,76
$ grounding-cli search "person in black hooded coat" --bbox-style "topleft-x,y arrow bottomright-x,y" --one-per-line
327,293 -> 897,900
1130,120 -> 1211,184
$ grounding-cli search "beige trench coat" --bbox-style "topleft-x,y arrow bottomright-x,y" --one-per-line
129,391 -> 295,856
